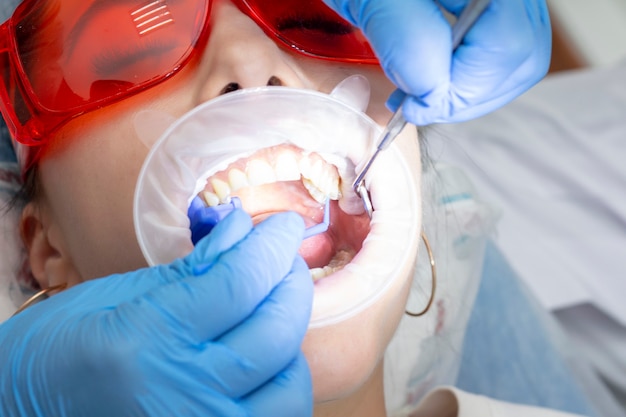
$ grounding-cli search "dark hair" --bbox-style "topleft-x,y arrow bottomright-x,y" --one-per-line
418,126 -> 433,173
3,164 -> 39,213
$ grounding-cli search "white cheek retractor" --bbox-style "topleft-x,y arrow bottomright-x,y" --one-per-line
133,76 -> 420,328
134,76 -> 375,266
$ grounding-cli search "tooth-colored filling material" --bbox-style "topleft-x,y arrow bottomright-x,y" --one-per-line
197,145 -> 370,281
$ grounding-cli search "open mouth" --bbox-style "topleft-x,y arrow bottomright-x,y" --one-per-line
134,86 -> 421,327
196,144 -> 371,282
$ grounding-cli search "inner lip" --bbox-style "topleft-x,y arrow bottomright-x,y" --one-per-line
196,144 -> 371,281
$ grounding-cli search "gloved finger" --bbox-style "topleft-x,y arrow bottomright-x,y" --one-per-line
241,352 -> 313,417
401,0 -> 551,124
202,256 -> 312,398
385,89 -> 407,114
182,207 -> 253,271
447,0 -> 548,103
123,207 -> 254,290
324,0 -> 452,99
121,211 -> 306,343
449,0 -> 551,121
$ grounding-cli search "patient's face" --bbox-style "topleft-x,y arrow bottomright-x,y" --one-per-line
24,0 -> 422,408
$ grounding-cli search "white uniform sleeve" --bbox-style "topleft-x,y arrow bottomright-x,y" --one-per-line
408,387 -> 585,417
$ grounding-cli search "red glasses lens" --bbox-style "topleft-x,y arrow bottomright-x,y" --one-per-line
237,0 -> 376,63
3,0 -> 377,152
15,0 -> 208,114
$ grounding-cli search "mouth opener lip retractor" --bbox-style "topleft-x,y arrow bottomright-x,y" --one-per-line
353,0 -> 491,219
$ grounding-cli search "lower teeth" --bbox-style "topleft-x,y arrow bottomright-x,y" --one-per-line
309,249 -> 356,282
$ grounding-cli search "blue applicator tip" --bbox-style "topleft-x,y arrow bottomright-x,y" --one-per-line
188,196 -> 242,245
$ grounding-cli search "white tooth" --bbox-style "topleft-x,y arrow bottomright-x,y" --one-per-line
202,191 -> 220,207
274,154 -> 301,181
299,157 -> 313,180
310,268 -> 326,282
304,171 -> 341,202
327,177 -> 341,200
303,178 -> 328,204
228,168 -> 249,192
308,250 -> 355,282
309,171 -> 327,192
319,170 -> 341,200
307,159 -> 325,180
300,156 -> 325,181
211,178 -> 231,202
328,249 -> 355,269
246,159 -> 276,186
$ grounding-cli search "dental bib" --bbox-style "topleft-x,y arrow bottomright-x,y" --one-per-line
133,77 -> 420,328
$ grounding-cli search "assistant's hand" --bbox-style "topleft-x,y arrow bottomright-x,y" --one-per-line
324,0 -> 552,125
0,210 -> 313,417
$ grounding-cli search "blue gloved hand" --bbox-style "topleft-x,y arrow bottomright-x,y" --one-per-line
0,210 -> 313,417
324,0 -> 552,125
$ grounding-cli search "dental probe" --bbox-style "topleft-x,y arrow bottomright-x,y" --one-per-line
353,0 -> 491,218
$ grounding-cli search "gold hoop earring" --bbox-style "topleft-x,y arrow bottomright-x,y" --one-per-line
12,283 -> 67,317
405,232 -> 437,317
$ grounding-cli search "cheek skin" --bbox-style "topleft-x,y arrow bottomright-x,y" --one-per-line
305,247 -> 418,404
39,122 -> 149,281
38,69 -> 198,282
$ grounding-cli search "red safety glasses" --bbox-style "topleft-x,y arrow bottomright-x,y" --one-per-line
0,0 -> 377,171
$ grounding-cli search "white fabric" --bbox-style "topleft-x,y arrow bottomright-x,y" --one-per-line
386,163 -> 499,415
427,62 -> 626,411
404,387 -> 584,417
427,61 -> 626,326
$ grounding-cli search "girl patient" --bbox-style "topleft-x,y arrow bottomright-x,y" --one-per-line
0,0 -> 588,416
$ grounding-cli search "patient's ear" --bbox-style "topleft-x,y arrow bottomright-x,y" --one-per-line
20,202 -> 78,289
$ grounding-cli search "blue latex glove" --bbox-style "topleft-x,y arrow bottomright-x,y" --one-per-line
0,209 -> 313,417
324,0 -> 552,125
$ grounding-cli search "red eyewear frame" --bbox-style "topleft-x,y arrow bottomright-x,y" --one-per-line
0,0 -> 377,170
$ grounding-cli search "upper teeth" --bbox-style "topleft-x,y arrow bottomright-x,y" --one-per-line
246,160 -> 276,186
228,168 -> 249,191
275,153 -> 301,181
202,152 -> 342,206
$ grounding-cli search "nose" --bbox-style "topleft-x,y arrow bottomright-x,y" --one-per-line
192,0 -> 306,104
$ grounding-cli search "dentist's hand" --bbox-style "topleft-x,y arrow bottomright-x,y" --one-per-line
324,0 -> 552,125
0,210 -> 313,417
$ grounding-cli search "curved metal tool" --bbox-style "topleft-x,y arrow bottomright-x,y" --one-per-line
353,0 -> 491,218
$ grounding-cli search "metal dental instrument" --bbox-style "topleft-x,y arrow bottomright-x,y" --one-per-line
353,0 -> 491,218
